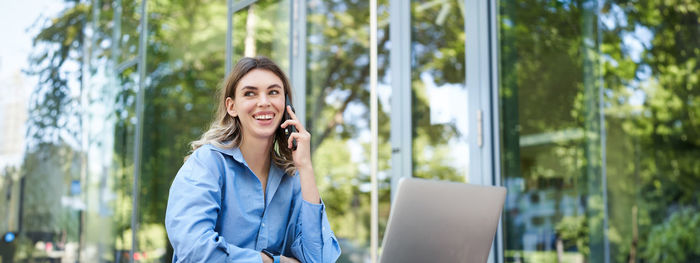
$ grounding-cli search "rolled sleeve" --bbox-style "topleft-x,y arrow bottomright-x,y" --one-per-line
291,198 -> 341,263
300,200 -> 335,245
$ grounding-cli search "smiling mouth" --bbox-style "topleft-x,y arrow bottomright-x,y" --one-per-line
254,114 -> 274,120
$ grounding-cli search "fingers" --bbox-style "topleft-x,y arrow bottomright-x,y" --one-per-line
279,119 -> 298,129
287,132 -> 295,149
282,106 -> 310,151
280,117 -> 308,135
286,105 -> 297,120
286,130 -> 310,149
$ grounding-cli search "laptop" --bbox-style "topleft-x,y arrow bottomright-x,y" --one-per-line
379,178 -> 507,263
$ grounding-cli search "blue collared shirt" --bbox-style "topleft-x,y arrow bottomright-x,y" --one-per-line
165,144 -> 341,262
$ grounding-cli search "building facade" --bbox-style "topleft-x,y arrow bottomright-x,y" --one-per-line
0,0 -> 698,262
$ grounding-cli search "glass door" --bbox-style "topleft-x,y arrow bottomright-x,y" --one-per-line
497,0 -> 608,261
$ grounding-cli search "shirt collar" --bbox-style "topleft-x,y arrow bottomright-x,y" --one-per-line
206,142 -> 286,177
205,142 -> 246,164
207,142 -> 287,205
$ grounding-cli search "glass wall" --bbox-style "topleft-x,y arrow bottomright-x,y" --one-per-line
0,0 -> 138,261
499,0 -> 606,260
109,0 -> 142,261
233,0 -> 290,73
411,0 -> 468,182
136,0 -> 229,261
304,0 -> 391,261
498,0 -> 699,262
601,0 -> 699,262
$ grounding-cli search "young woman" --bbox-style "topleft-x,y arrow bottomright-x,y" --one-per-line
165,56 -> 341,263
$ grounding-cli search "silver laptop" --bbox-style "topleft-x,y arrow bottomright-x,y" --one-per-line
379,178 -> 506,263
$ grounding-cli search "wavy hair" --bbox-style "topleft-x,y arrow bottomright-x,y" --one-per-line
188,56 -> 296,176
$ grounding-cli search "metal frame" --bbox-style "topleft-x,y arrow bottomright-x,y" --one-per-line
290,0 -> 307,125
466,0 -> 493,186
131,0 -> 148,262
488,0 -> 504,260
369,0 -> 380,261
389,0 -> 412,202
232,0 -> 258,13
465,0 -> 502,261
226,0 -> 258,76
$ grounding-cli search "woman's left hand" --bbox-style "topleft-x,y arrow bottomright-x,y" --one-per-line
280,105 -> 312,169
281,255 -> 301,263
281,106 -> 321,204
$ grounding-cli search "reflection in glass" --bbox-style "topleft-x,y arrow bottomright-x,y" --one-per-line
601,0 -> 700,262
111,65 -> 139,263
0,0 -> 137,261
411,0 -> 467,182
499,0 -> 699,261
233,0 -> 290,73
499,0 -> 607,259
115,0 -> 142,65
305,0 -> 391,261
138,0 -> 228,261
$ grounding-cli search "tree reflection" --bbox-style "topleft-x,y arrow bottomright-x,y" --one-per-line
499,0 -> 699,261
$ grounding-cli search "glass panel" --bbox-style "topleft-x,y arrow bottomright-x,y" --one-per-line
305,0 -> 391,261
138,0 -> 228,261
91,1 -> 141,262
601,1 -> 700,262
233,0 -> 290,73
498,0 -> 604,261
111,65 -> 139,263
499,0 -> 698,261
0,0 -> 135,262
411,0 -> 468,182
116,0 -> 142,65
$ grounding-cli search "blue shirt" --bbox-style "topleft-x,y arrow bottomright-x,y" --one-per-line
165,144 -> 341,262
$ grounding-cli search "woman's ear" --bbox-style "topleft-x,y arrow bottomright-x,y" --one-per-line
225,97 -> 237,117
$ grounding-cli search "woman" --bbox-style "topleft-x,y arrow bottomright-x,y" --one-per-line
165,56 -> 341,263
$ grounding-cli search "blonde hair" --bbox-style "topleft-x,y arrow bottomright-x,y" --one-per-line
188,56 -> 296,176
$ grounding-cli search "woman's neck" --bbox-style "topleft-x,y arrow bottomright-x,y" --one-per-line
239,135 -> 274,178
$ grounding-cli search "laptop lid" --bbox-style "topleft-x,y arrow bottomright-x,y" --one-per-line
379,178 -> 506,263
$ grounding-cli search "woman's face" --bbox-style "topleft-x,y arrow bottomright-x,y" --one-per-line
227,69 -> 286,141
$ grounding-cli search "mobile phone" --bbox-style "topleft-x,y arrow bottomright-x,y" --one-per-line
282,94 -> 297,151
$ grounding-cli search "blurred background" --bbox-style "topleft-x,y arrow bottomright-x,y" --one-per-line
0,0 -> 697,262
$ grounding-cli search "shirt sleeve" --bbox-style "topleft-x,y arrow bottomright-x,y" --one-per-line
290,198 -> 342,263
165,149 -> 262,263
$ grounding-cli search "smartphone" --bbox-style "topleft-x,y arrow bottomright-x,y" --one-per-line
282,94 -> 297,150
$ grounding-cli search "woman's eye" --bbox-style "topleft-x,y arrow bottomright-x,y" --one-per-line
270,90 -> 280,95
244,91 -> 255,96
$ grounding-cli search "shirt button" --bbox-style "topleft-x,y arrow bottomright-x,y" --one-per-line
262,223 -> 265,227
322,227 -> 325,231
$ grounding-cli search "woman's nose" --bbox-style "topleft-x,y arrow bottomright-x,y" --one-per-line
257,94 -> 271,106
